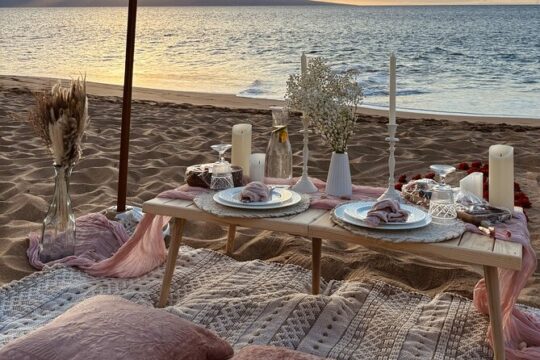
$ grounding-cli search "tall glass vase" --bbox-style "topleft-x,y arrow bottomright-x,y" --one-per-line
40,164 -> 76,263
264,106 -> 293,180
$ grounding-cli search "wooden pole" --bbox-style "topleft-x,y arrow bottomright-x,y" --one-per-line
312,238 -> 322,295
117,0 -> 138,213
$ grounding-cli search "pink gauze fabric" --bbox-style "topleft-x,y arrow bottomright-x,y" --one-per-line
27,179 -> 382,276
470,212 -> 540,360
26,178 -> 538,358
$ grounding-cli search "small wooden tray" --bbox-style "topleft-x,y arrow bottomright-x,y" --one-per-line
458,207 -> 512,226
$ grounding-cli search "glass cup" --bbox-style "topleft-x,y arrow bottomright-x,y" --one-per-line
210,162 -> 234,191
428,164 -> 457,224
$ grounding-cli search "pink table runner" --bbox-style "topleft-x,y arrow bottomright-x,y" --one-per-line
26,179 -> 539,359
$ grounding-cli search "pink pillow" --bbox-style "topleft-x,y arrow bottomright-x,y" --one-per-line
231,345 -> 326,360
0,295 -> 233,360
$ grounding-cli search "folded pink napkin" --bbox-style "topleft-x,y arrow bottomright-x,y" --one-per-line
365,199 -> 409,227
240,181 -> 271,203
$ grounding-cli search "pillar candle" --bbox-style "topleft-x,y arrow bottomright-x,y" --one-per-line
489,144 -> 514,211
389,53 -> 396,126
460,172 -> 483,199
249,153 -> 265,183
231,124 -> 252,176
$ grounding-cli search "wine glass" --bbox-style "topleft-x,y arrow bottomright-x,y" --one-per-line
211,144 -> 232,163
430,165 -> 455,187
210,144 -> 233,191
428,164 -> 457,224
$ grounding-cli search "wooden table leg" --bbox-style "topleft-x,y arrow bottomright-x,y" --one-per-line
484,265 -> 505,360
158,218 -> 185,308
226,224 -> 237,255
312,238 -> 322,295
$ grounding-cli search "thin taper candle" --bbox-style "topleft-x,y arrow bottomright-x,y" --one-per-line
389,53 -> 396,126
301,53 -> 307,76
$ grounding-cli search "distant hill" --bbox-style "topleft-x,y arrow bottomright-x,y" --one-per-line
0,0 -> 328,7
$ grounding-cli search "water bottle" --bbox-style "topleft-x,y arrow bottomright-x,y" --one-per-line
264,107 -> 293,180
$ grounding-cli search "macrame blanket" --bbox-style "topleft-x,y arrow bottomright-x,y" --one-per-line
7,246 -> 540,359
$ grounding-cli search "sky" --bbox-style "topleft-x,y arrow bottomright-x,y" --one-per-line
321,0 -> 538,4
4,0 -> 539,6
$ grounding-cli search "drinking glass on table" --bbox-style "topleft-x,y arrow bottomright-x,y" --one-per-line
211,144 -> 232,163
209,144 -> 234,191
428,164 -> 457,224
210,162 -> 234,191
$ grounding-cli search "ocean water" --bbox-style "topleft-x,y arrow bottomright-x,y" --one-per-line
0,5 -> 539,117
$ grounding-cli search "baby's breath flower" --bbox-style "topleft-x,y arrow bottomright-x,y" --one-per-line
285,58 -> 363,153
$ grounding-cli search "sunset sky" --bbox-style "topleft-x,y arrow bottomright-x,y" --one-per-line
322,0 -> 538,4
4,0 -> 539,6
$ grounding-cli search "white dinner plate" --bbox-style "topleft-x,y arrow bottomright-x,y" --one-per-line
336,202 -> 431,230
217,187 -> 293,206
213,189 -> 302,210
344,201 -> 427,226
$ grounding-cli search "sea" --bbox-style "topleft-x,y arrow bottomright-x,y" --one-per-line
1,5 -> 539,117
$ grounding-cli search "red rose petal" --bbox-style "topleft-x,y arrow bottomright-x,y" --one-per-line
457,162 -> 470,171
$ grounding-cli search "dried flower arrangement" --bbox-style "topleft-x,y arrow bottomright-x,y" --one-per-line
27,78 -> 90,167
27,78 -> 90,248
285,57 -> 364,154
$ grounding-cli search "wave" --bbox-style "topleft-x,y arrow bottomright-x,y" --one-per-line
521,78 -> 538,84
238,80 -> 270,97
363,88 -> 429,97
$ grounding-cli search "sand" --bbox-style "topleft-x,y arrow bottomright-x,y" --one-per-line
0,75 -> 538,307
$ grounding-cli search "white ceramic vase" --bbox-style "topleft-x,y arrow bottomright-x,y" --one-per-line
325,152 -> 352,197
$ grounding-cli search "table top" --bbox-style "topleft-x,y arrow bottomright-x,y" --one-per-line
142,197 -> 523,271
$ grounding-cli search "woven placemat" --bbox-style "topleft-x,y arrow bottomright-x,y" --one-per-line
194,192 -> 311,219
331,205 -> 466,243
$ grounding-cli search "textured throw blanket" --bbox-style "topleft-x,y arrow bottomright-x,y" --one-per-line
26,178 -> 539,359
7,246 -> 540,359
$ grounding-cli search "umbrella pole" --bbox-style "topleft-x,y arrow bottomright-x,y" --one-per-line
117,0 -> 138,213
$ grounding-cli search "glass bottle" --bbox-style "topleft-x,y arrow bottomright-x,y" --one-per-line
40,164 -> 76,263
265,107 -> 293,180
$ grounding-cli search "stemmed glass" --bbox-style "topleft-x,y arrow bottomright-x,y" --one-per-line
211,144 -> 232,164
210,144 -> 233,191
428,164 -> 457,224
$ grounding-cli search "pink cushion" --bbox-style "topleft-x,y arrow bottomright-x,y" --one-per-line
231,345 -> 326,360
0,295 -> 233,360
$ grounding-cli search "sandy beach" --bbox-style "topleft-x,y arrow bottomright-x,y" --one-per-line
0,75 -> 538,307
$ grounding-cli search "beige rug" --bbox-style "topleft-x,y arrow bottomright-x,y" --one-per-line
2,246 -> 537,359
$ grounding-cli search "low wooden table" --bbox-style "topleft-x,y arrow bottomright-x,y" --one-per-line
143,197 -> 523,360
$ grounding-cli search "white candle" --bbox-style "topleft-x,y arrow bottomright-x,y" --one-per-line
460,172 -> 483,199
249,153 -> 265,183
489,144 -> 514,211
231,124 -> 252,177
301,53 -> 307,76
389,53 -> 396,126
